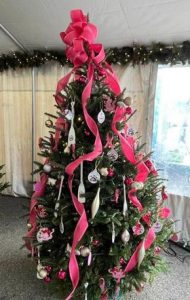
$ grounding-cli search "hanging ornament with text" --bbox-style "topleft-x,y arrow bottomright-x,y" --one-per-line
97,109 -> 105,124
67,101 -> 76,149
78,161 -> 86,203
88,168 -> 100,184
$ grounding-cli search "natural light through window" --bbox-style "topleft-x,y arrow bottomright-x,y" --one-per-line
152,66 -> 190,197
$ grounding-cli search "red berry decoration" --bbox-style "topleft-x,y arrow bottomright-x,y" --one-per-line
44,276 -> 51,283
108,168 -> 115,177
124,177 -> 133,186
125,106 -> 132,114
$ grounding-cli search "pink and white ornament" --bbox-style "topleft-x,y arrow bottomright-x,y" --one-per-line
36,205 -> 47,218
132,222 -> 144,236
37,227 -> 54,243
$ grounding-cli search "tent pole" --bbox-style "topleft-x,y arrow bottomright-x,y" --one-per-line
0,24 -> 29,52
32,67 -> 36,184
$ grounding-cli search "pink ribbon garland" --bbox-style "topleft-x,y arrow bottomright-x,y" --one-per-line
123,227 -> 156,273
25,174 -> 48,250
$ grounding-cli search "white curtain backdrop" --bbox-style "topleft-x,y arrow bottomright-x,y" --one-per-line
0,62 -> 158,196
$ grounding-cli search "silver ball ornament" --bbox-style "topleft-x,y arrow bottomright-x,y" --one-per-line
43,164 -> 52,173
121,229 -> 130,244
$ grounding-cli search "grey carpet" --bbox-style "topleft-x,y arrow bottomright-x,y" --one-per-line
0,195 -> 190,300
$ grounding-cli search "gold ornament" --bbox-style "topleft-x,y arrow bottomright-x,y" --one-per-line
27,223 -> 32,230
124,96 -> 132,106
64,145 -> 70,154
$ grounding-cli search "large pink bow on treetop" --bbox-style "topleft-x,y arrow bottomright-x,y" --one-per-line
60,10 -> 98,66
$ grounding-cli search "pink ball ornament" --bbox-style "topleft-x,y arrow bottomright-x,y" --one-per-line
57,269 -> 66,280
45,266 -> 52,273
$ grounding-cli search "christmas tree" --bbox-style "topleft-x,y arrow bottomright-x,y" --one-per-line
25,10 -> 174,300
0,165 -> 9,193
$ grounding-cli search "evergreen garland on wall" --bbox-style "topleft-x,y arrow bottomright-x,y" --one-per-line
1,41 -> 190,72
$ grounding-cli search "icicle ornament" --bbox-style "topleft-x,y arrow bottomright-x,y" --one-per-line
84,282 -> 89,300
97,109 -> 105,124
112,221 -> 116,243
59,215 -> 64,234
122,176 -> 128,216
78,161 -> 86,203
54,175 -> 64,218
67,101 -> 76,147
91,187 -> 101,219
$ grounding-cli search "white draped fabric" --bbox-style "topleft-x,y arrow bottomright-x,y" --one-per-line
1,62 -> 189,243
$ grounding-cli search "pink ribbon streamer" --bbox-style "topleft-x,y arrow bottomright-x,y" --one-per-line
123,227 -> 156,273
25,174 -> 48,250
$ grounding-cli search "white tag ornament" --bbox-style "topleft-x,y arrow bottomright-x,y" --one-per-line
97,109 -> 105,124
107,149 -> 118,161
88,169 -> 100,184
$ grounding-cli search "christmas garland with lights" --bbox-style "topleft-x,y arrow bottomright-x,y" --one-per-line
1,41 -> 190,72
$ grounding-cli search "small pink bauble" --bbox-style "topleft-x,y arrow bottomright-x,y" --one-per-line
57,270 -> 66,280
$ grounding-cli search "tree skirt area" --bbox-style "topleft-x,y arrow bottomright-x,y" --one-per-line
0,195 -> 190,300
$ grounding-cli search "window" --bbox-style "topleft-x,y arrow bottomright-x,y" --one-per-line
152,66 -> 190,197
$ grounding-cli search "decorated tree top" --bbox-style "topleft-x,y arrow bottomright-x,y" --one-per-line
25,9 -> 174,300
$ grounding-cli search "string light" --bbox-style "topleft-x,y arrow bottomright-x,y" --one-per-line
0,41 -> 190,72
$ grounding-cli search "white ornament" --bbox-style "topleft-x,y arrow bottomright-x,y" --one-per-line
78,161 -> 86,203
80,247 -> 91,257
97,109 -> 105,124
107,148 -> 118,161
37,268 -> 48,279
91,187 -> 101,219
131,181 -> 144,190
43,164 -> 52,173
121,229 -> 130,244
99,167 -> 108,177
48,178 -> 56,185
153,221 -> 163,233
88,169 -> 100,184
64,109 -> 73,120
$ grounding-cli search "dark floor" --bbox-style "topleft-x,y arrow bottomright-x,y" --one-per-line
0,195 -> 190,300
